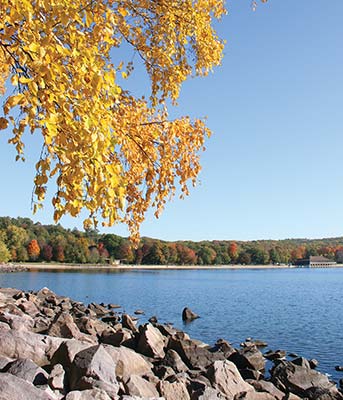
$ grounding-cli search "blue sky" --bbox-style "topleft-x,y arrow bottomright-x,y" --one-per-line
1,0 -> 343,241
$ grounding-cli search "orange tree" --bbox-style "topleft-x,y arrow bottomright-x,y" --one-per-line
0,1 -> 266,242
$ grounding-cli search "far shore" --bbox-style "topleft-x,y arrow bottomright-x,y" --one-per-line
2,262 -> 343,271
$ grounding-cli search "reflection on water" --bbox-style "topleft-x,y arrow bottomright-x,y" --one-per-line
1,268 -> 343,381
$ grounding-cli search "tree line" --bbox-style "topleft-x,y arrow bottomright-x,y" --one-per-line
1,216 -> 343,265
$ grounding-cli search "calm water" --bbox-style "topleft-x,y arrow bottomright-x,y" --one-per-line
1,268 -> 342,381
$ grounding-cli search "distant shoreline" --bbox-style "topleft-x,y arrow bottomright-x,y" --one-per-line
2,262 -> 343,272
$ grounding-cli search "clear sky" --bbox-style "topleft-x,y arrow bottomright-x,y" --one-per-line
1,0 -> 343,241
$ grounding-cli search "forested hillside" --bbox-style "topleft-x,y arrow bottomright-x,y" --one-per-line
1,217 -> 343,265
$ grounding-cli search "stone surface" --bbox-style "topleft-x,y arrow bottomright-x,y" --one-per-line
206,360 -> 253,399
182,307 -> 200,321
104,345 -> 152,379
122,314 -> 138,333
69,345 -> 119,393
65,388 -> 113,399
0,372 -> 56,399
158,378 -> 191,400
48,312 -> 82,339
271,360 -> 338,397
168,337 -> 225,369
48,363 -> 66,391
229,346 -> 265,371
162,349 -> 188,373
137,323 -> 166,359
0,329 -> 65,366
6,357 -> 48,385
124,375 -> 160,398
233,391 -> 276,400
51,340 -> 92,368
250,380 -> 284,400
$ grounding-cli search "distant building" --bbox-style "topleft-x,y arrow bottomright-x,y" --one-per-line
294,256 -> 337,268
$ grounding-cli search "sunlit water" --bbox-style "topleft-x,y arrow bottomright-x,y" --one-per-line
1,268 -> 342,382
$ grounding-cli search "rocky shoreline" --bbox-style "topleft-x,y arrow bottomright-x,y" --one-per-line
0,287 -> 342,400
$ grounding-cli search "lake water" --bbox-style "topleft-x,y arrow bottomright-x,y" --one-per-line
1,268 -> 342,382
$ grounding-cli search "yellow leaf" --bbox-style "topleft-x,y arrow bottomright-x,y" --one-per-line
0,117 -> 9,130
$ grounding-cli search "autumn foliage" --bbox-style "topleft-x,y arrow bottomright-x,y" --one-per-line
0,0 -> 228,242
27,239 -> 40,261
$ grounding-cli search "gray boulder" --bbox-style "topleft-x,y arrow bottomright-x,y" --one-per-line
137,323 -> 166,359
6,357 -> 48,385
206,360 -> 254,399
271,360 -> 339,398
158,378 -> 191,400
0,373 -> 56,399
124,375 -> 160,398
48,363 -> 66,391
68,345 -> 119,394
229,346 -> 265,371
104,345 -> 152,380
168,337 -> 225,369
182,307 -> 199,321
65,388 -> 113,399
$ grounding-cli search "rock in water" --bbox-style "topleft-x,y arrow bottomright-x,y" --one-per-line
182,307 -> 199,321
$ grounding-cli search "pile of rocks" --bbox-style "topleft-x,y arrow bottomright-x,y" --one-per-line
0,286 -> 342,400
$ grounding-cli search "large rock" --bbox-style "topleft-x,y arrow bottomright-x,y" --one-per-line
68,345 -> 119,394
182,307 -> 200,321
48,312 -> 83,339
158,378 -> 191,400
250,380 -> 284,400
76,316 -> 110,336
0,372 -> 56,399
0,329 -> 66,366
271,360 -> 339,398
0,310 -> 34,331
137,323 -> 166,359
206,360 -> 254,400
229,346 -> 265,372
51,340 -> 92,369
65,388 -> 112,399
124,375 -> 160,398
161,349 -> 188,373
191,386 -> 224,399
100,328 -> 134,348
5,357 -> 48,385
122,314 -> 138,333
233,391 -> 276,400
168,337 -> 225,369
48,363 -> 66,391
104,345 -> 152,379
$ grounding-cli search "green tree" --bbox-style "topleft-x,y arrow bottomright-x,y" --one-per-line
0,240 -> 10,263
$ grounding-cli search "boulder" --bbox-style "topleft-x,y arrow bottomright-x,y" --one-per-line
50,340 -> 92,368
137,323 -> 166,359
206,360 -> 253,399
264,350 -> 286,361
271,360 -> 339,397
104,345 -> 153,379
0,310 -> 34,331
5,357 -> 48,385
250,380 -> 284,400
65,389 -> 113,399
88,303 -> 108,317
182,307 -> 199,322
0,372 -> 56,400
68,345 -> 119,394
134,309 -> 145,315
48,312 -> 82,339
100,328 -> 134,348
168,337 -> 225,369
191,386 -> 224,399
213,339 -> 236,358
48,363 -> 66,391
124,375 -> 160,398
77,316 -> 110,336
229,346 -> 265,372
0,329 -> 65,366
17,300 -> 40,317
122,314 -> 138,333
158,378 -> 191,400
161,349 -> 188,373
304,387 -> 343,400
233,391 -> 276,400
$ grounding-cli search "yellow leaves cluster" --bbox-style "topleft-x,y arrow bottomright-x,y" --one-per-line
0,0 -> 225,243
